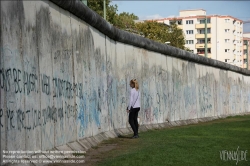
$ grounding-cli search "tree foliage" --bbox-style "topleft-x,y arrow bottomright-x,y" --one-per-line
86,0 -> 118,24
86,0 -> 139,29
135,21 -> 186,49
167,21 -> 185,49
135,21 -> 169,43
113,12 -> 139,30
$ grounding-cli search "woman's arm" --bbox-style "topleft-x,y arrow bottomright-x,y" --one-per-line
127,89 -> 134,111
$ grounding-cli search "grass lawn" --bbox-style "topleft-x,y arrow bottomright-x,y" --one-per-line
94,115 -> 250,166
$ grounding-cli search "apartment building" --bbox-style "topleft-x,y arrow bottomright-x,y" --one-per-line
154,9 -> 244,67
243,34 -> 250,69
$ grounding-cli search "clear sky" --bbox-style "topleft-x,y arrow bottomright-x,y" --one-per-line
111,1 -> 250,33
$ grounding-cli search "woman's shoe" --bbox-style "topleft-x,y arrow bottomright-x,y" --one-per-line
132,135 -> 139,139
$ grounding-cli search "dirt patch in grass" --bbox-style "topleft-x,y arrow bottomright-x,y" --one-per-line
47,134 -> 138,166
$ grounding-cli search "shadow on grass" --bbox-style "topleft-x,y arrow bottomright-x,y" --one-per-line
117,135 -> 132,139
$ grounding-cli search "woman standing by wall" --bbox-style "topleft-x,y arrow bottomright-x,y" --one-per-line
127,79 -> 140,138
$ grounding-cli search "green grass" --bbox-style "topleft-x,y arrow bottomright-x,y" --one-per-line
97,115 -> 250,166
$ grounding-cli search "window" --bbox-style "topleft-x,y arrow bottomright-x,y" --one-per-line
225,39 -> 230,43
186,40 -> 194,44
225,49 -> 230,53
244,59 -> 247,63
186,20 -> 193,24
225,29 -> 230,33
225,59 -> 228,62
198,28 -> 211,34
199,19 -> 210,24
207,28 -> 211,33
197,39 -> 211,44
177,20 -> 182,25
186,30 -> 194,34
225,19 -> 230,23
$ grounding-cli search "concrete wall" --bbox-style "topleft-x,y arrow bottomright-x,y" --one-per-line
1,0 -> 250,159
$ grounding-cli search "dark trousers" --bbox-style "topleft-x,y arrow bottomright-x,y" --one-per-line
129,107 -> 140,136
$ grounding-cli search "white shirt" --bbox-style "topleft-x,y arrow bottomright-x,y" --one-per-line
127,88 -> 140,110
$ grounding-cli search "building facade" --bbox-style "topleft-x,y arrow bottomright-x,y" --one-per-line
153,9 -> 244,67
243,35 -> 250,69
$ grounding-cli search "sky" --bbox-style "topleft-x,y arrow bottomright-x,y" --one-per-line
111,1 -> 250,33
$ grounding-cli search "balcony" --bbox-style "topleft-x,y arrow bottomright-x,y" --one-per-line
244,45 -> 247,49
195,43 -> 211,48
243,63 -> 247,68
195,23 -> 212,29
243,54 -> 247,59
195,33 -> 211,38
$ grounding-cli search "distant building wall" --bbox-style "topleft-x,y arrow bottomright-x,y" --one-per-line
154,10 -> 244,67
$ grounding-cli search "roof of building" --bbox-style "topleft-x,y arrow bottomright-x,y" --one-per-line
146,15 -> 243,23
243,37 -> 250,40
179,9 -> 206,12
134,20 -> 145,23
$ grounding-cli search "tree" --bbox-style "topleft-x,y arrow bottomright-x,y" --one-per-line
135,21 -> 169,43
167,21 -> 185,49
113,12 -> 139,30
83,0 -> 138,31
86,0 -> 118,24
135,20 -> 186,49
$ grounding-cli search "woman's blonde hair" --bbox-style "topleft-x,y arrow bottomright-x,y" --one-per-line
130,79 -> 139,90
